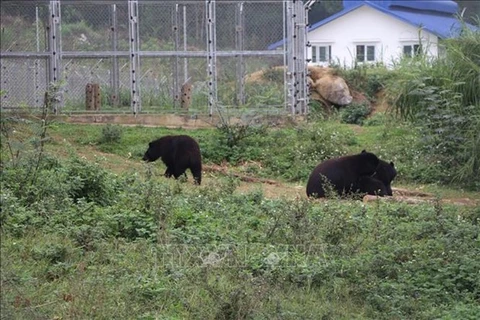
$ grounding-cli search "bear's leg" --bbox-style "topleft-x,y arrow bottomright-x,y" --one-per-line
172,166 -> 187,180
164,167 -> 174,178
190,163 -> 202,185
357,176 -> 388,196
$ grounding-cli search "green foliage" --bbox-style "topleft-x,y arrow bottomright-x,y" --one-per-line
99,123 -> 124,144
363,112 -> 386,127
340,102 -> 372,125
2,116 -> 480,319
336,64 -> 393,101
63,157 -> 119,206
2,164 -> 479,319
386,25 -> 480,188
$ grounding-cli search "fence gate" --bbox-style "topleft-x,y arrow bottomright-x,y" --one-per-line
0,0 -> 311,116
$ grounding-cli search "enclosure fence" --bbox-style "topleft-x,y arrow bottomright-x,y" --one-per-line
1,0 -> 311,116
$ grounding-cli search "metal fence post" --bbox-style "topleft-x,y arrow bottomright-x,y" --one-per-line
183,5 -> 188,85
285,0 -> 295,114
48,0 -> 63,113
294,1 -> 308,114
235,1 -> 245,106
206,0 -> 217,116
128,0 -> 141,114
111,3 -> 120,107
172,4 -> 180,107
293,0 -> 301,114
303,1 -> 313,114
285,0 -> 308,115
34,5 -> 41,107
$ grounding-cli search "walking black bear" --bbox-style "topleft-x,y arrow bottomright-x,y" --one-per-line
143,135 -> 202,185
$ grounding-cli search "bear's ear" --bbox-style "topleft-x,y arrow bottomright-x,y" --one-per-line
361,149 -> 366,153
390,161 -> 395,168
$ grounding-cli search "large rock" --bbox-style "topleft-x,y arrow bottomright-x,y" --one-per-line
314,74 -> 352,106
308,66 -> 352,106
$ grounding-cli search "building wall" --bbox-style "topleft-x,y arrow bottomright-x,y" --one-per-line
307,5 -> 439,68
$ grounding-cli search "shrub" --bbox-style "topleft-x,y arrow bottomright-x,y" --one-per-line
99,124 -> 124,144
63,157 -> 119,206
336,64 -> 393,101
340,102 -> 372,125
386,24 -> 480,189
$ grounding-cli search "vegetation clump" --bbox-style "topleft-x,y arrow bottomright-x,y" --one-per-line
385,24 -> 480,188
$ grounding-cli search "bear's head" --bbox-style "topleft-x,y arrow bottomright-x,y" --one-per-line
372,160 -> 397,196
359,150 -> 380,176
142,141 -> 162,162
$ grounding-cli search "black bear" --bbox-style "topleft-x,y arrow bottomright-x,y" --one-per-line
306,151 -> 380,198
357,159 -> 396,196
143,135 -> 202,185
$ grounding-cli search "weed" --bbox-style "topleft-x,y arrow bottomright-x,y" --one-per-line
340,102 -> 372,125
99,123 -> 124,144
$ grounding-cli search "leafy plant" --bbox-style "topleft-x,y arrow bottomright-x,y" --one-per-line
385,23 -> 480,188
99,123 -> 124,144
340,102 -> 372,125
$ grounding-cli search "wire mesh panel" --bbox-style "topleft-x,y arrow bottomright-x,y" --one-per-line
0,1 -> 49,52
0,58 -> 48,108
182,2 -> 207,51
138,57 -> 176,111
138,2 -> 175,52
0,1 -> 49,108
242,1 -> 285,51
242,56 -> 285,110
62,2 -> 114,51
215,3 -> 237,51
1,0 -> 309,115
62,58 -> 132,111
138,56 -> 210,113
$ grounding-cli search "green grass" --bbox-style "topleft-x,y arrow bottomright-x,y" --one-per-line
2,116 -> 480,319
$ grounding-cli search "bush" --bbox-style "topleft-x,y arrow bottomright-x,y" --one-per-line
385,24 -> 480,189
336,64 -> 393,101
340,102 -> 372,125
99,124 -> 124,144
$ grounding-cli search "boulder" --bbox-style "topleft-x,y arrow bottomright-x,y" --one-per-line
313,74 -> 352,106
307,66 -> 352,106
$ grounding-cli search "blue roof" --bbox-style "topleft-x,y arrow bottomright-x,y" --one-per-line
268,0 -> 474,50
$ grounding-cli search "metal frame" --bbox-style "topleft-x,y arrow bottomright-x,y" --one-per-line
128,0 -> 141,114
111,3 -> 120,107
48,0 -> 62,113
235,1 -> 246,106
285,0 -> 309,115
1,0 -> 310,115
206,0 -> 217,116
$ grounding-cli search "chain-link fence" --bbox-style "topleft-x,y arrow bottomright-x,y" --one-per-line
1,0 -> 309,115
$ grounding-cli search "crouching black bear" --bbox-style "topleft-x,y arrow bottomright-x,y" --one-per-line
306,151 -> 380,198
306,150 -> 397,198
357,158 -> 396,196
143,135 -> 202,185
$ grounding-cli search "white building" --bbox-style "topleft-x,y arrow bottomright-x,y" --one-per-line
269,0 -> 473,68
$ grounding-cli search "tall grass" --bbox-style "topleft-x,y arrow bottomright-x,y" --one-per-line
386,22 -> 480,189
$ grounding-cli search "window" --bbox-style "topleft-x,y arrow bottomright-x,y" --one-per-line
356,45 -> 375,62
403,44 -> 422,57
311,45 -> 332,63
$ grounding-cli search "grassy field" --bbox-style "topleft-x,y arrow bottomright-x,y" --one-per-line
1,117 -> 479,319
